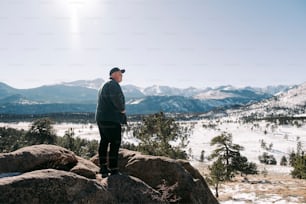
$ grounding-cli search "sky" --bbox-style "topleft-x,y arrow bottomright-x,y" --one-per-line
0,0 -> 306,89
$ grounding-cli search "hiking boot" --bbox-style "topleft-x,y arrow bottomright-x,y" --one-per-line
100,165 -> 109,178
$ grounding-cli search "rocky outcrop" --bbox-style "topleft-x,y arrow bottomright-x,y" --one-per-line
1,145 -> 218,204
100,174 -> 166,203
70,156 -> 99,179
0,145 -> 77,173
0,169 -> 115,204
92,149 -> 219,204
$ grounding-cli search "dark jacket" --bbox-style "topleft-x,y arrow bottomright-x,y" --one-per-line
95,79 -> 126,124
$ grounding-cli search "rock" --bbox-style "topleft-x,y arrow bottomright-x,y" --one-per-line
90,154 -> 99,165
117,149 -> 218,204
92,149 -> 219,204
0,169 -> 115,204
176,159 -> 218,204
100,174 -> 168,203
0,145 -> 77,173
1,145 -> 218,204
70,156 -> 99,179
0,169 -> 168,204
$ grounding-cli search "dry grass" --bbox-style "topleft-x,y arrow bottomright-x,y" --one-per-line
195,163 -> 306,203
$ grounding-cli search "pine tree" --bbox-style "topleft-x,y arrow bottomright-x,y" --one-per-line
231,153 -> 258,176
290,140 -> 306,179
291,151 -> 306,179
289,151 -> 297,166
280,156 -> 288,166
58,128 -> 75,150
210,131 -> 257,180
133,112 -> 189,159
210,132 -> 244,180
200,150 -> 205,162
25,118 -> 56,145
207,158 -> 227,198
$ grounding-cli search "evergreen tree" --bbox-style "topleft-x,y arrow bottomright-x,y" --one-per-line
210,132 -> 244,180
25,118 -> 56,145
1,121 -> 98,159
0,127 -> 26,152
258,152 -> 277,165
290,140 -> 306,179
56,128 -> 99,159
289,151 -> 297,166
231,153 -> 258,176
280,156 -> 288,166
133,112 -> 189,159
57,128 -> 75,150
210,132 -> 257,180
291,151 -> 306,179
200,150 -> 205,162
207,158 -> 227,198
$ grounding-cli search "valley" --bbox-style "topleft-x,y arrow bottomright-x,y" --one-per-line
1,115 -> 305,203
1,80 -> 306,203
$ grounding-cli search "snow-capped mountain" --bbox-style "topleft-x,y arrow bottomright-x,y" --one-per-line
0,94 -> 40,105
228,82 -> 306,118
258,85 -> 292,95
122,85 -> 145,99
142,85 -> 184,96
60,78 -> 104,90
0,79 -> 295,115
60,79 -> 290,100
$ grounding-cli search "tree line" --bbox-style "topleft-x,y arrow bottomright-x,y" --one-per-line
0,118 -> 98,159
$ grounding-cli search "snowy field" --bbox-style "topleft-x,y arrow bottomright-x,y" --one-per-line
186,118 -> 306,167
1,117 -> 306,203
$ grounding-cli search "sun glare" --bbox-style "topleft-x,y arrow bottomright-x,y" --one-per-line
67,1 -> 85,33
71,7 -> 79,33
58,0 -> 98,46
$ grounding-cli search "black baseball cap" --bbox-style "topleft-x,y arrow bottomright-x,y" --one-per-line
109,67 -> 125,76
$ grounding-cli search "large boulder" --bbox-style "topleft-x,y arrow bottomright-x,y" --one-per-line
0,145 -> 170,203
100,174 -> 168,203
0,169 -> 115,204
92,149 -> 219,204
0,145 -> 218,204
70,156 -> 99,179
0,169 -> 168,204
0,145 -> 77,173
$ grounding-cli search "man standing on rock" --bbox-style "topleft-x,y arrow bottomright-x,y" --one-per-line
95,67 -> 127,178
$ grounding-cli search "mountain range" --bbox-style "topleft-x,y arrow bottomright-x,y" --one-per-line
0,79 -> 296,115
227,82 -> 306,118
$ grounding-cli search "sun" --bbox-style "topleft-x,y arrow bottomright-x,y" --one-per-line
67,1 -> 85,33
60,0 -> 96,33
70,6 -> 79,33
57,0 -> 98,47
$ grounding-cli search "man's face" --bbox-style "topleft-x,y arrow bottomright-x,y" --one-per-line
111,71 -> 123,83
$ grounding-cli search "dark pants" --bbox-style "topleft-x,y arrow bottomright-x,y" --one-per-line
97,121 -> 122,170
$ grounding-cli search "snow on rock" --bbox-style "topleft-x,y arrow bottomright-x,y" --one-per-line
194,90 -> 235,100
127,98 -> 145,105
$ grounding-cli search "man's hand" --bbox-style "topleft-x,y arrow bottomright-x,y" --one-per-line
121,112 -> 127,125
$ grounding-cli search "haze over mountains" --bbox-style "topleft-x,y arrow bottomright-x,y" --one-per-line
0,79 -> 301,115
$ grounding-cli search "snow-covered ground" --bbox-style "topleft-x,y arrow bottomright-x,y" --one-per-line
187,118 -> 306,168
1,117 -> 305,170
1,117 -> 306,203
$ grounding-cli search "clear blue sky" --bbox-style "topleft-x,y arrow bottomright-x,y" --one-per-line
0,0 -> 305,89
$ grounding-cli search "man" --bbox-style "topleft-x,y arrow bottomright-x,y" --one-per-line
95,67 -> 127,177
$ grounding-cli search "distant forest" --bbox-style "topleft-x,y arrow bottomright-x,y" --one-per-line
0,113 -> 96,123
1,112 -> 306,124
0,112 -> 199,123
